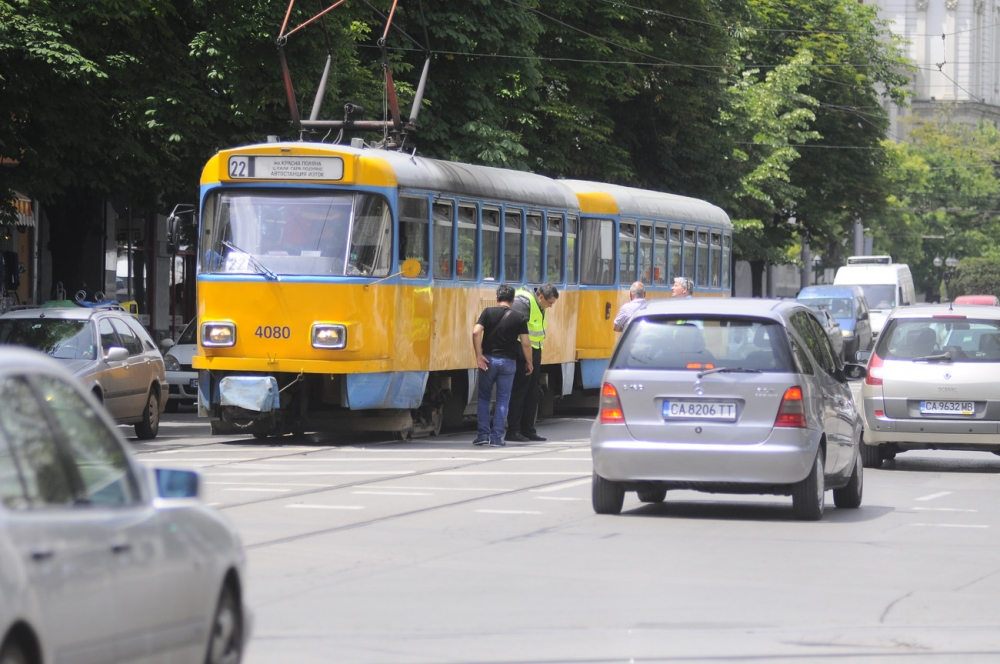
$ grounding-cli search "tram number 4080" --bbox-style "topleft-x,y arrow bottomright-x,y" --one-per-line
255,325 -> 291,339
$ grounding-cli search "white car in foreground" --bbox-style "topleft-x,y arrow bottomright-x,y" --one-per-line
0,347 -> 250,664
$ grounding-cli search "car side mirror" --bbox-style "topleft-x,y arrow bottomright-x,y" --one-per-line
855,350 -> 872,363
154,468 -> 200,499
843,363 -> 867,381
105,346 -> 129,363
160,338 -> 176,353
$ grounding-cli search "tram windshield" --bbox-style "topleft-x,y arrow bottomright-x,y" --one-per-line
201,190 -> 392,277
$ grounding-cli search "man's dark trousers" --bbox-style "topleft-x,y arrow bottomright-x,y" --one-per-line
508,346 -> 542,436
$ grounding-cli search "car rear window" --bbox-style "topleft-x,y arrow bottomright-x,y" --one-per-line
877,318 -> 1000,362
611,317 -> 794,371
799,298 -> 854,318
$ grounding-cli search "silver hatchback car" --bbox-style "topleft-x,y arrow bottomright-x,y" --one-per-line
858,303 -> 1000,466
0,348 -> 249,664
591,299 -> 867,520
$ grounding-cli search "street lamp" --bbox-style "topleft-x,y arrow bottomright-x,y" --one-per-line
937,255 -> 959,302
811,254 -> 822,284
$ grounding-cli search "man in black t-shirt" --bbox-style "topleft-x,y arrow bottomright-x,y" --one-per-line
471,284 -> 533,446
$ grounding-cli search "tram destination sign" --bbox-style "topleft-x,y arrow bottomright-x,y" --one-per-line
227,155 -> 344,181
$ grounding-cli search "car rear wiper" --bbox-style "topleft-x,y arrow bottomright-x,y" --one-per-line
697,367 -> 763,378
221,241 -> 277,280
912,351 -> 952,362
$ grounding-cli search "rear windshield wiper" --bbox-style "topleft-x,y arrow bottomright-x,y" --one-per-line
697,367 -> 763,378
222,241 -> 277,280
912,351 -> 952,363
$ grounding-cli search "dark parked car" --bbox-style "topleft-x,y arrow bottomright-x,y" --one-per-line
797,285 -> 873,360
0,304 -> 167,439
591,298 -> 867,520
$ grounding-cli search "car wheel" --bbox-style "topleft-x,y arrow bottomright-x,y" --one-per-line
792,450 -> 825,521
859,440 -> 883,468
0,640 -> 28,664
592,472 -> 624,515
165,399 -> 179,413
205,582 -> 243,664
637,488 -> 667,503
833,452 -> 863,509
134,390 -> 160,440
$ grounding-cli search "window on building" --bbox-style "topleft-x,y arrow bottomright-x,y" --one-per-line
398,195 -> 429,278
433,200 -> 453,279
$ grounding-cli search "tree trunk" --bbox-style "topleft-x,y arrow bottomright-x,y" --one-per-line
750,260 -> 765,298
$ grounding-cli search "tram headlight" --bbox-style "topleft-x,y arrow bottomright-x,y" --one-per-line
201,322 -> 236,347
312,324 -> 347,349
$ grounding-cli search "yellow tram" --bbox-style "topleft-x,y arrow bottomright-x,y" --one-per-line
192,141 -> 732,437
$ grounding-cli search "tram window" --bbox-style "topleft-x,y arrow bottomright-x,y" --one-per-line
526,212 -> 543,283
433,201 -> 453,279
711,231 -> 723,288
482,207 -> 501,281
683,229 -> 696,281
619,222 -> 637,285
639,223 -> 653,284
654,226 -> 668,286
723,233 -> 731,290
697,231 -> 709,287
349,196 -> 392,276
566,216 -> 579,284
669,227 -> 682,284
580,217 -> 614,285
457,204 -> 478,281
504,209 -> 523,281
546,214 -> 564,283
398,196 -> 428,278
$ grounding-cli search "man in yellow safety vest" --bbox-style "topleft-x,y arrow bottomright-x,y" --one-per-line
506,283 -> 559,442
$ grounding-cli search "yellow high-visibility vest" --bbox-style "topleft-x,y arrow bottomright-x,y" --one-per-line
515,288 -> 546,349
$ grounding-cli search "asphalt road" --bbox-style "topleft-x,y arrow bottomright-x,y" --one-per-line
128,407 -> 1000,663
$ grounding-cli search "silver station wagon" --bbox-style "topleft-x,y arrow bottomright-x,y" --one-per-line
859,303 -> 1000,466
591,299 -> 867,520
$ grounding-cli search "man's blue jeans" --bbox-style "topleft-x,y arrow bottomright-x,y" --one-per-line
477,356 -> 517,443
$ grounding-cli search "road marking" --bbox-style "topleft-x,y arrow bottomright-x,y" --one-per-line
351,491 -> 433,496
530,477 -> 592,492
206,482 -> 333,487
221,487 -> 290,493
206,471 -> 416,477
535,496 -> 583,501
286,504 -> 365,510
356,485 -> 513,492
913,507 -> 977,512
909,523 -> 988,529
476,509 -> 543,515
915,491 -> 952,501
432,471 -> 588,476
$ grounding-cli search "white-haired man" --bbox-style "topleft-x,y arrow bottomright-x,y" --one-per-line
613,281 -> 647,332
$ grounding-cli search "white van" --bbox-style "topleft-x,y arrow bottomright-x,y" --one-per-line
833,256 -> 915,339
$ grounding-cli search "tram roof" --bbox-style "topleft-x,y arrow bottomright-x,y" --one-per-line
561,180 -> 731,228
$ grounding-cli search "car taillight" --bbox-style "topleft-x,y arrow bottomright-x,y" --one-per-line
774,386 -> 807,428
865,351 -> 884,386
600,383 -> 625,424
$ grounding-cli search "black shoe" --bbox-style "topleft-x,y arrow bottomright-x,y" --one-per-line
505,433 -> 530,443
525,434 -> 546,442
473,437 -> 490,446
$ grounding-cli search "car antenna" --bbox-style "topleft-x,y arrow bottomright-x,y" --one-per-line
275,0 -> 432,152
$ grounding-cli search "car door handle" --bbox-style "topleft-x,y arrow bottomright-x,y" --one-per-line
30,548 -> 55,562
110,542 -> 132,555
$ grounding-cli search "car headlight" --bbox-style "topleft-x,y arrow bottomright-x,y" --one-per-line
201,322 -> 236,347
841,330 -> 855,338
164,354 -> 181,371
312,323 -> 347,349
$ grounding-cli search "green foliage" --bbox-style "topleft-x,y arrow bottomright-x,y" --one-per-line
952,258 -> 1000,300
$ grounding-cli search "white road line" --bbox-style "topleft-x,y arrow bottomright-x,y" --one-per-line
500,458 -> 591,462
286,504 -> 365,510
351,491 -> 433,496
530,478 -> 592,492
476,509 -> 543,515
205,482 -> 333,487
206,471 -> 416,477
909,523 -> 988,529
145,458 -> 259,463
432,471 -> 588,476
355,485 -> 513,492
913,507 -> 977,513
221,488 -> 290,493
915,491 -> 953,501
535,496 -> 583,501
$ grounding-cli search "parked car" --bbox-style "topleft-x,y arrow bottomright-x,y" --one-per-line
163,318 -> 198,413
834,256 -> 916,340
813,308 -> 845,360
0,347 -> 249,664
796,284 -> 873,360
0,304 -> 167,439
857,304 -> 1000,467
591,299 -> 867,521
952,294 -> 1000,306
